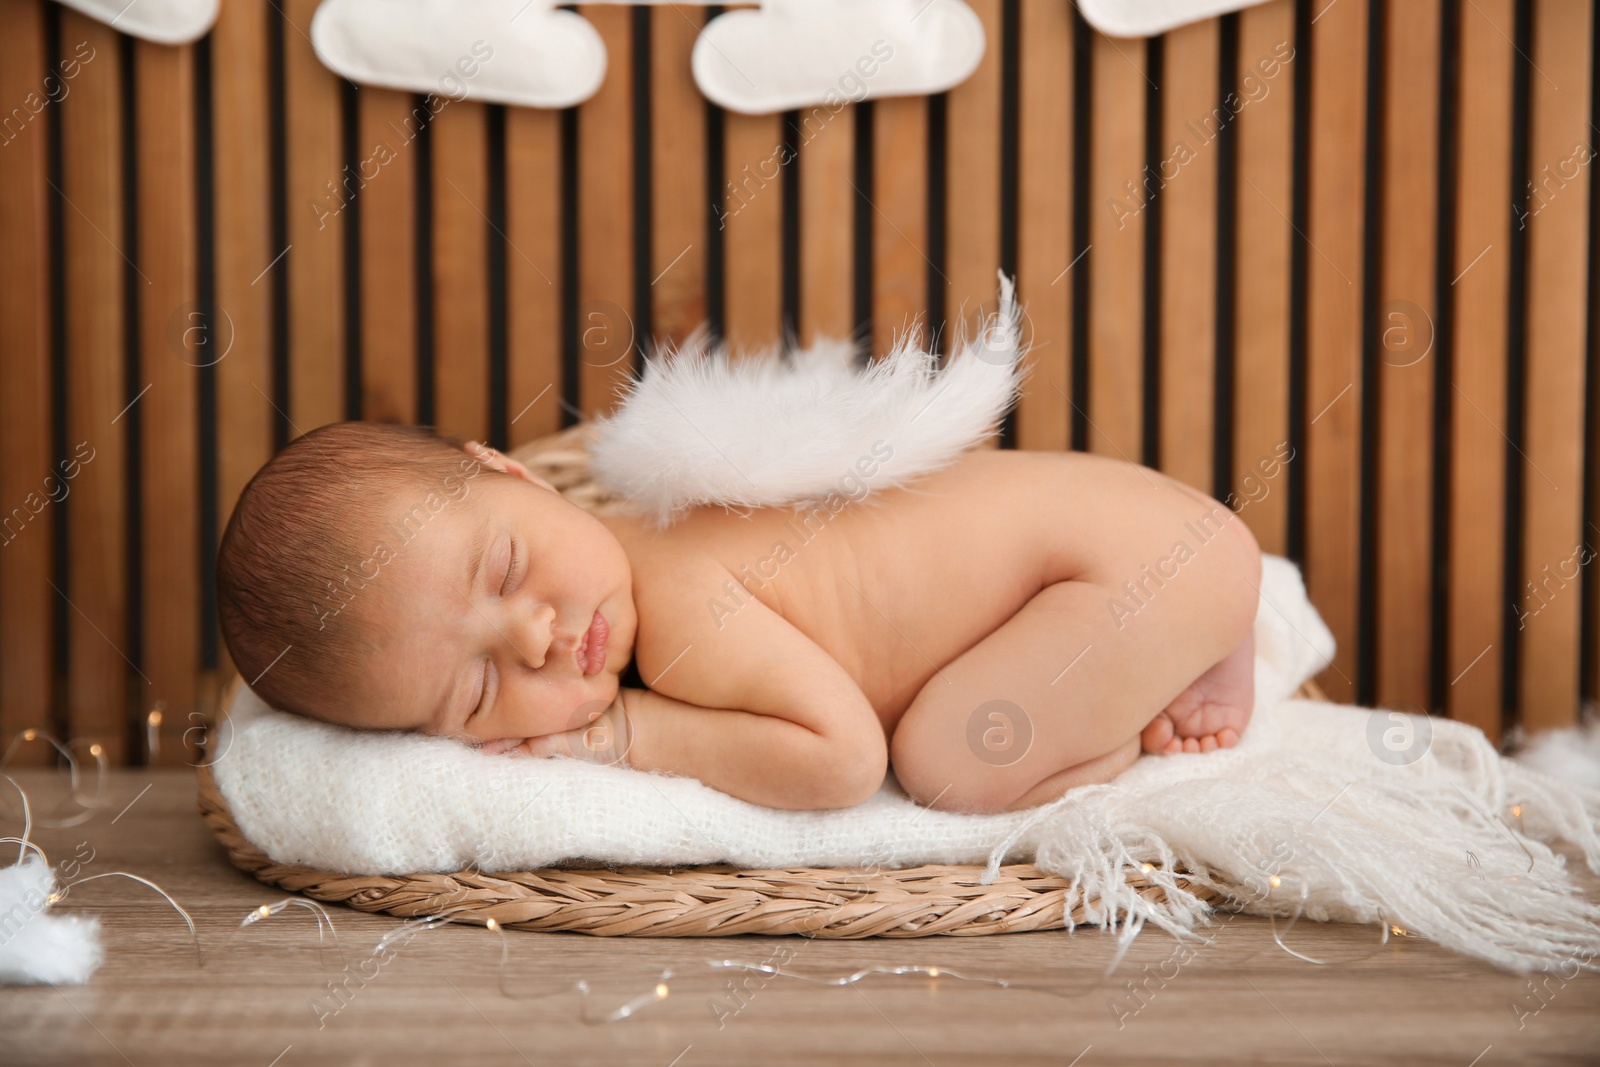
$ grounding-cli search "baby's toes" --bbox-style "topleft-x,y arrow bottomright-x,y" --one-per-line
1216,727 -> 1240,748
1141,713 -> 1176,754
1181,737 -> 1201,754
1199,735 -> 1219,753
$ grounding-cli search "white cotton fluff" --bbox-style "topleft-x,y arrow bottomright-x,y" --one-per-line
0,856 -> 103,985
586,269 -> 1032,530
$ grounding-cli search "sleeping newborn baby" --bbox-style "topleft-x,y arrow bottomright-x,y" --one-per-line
216,422 -> 1262,815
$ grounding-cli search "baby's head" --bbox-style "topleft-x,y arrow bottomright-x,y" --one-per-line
216,422 -> 634,753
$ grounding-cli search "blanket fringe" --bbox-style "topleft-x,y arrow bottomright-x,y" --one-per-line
990,716 -> 1600,974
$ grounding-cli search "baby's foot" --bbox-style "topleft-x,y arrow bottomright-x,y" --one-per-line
1140,630 -> 1255,755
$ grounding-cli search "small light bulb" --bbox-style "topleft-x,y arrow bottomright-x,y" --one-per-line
22,729 -> 36,741
46,892 -> 61,904
486,918 -> 498,931
1511,805 -> 1523,817
928,966 -> 940,978
257,904 -> 271,917
1269,875 -> 1281,888
89,743 -> 103,756
655,983 -> 669,999
149,710 -> 163,727
1140,863 -> 1153,874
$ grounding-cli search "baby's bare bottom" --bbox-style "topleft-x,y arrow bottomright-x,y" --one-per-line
889,518 -> 1258,815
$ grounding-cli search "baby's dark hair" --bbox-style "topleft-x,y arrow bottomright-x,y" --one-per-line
217,421 -> 490,721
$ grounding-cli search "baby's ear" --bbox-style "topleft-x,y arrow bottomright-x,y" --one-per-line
463,440 -> 558,494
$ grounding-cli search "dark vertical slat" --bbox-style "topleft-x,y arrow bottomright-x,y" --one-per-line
45,4 -> 67,747
1355,0 -> 1384,710
1212,15 -> 1238,507
630,9 -> 652,365
998,0 -> 1020,443
488,104 -> 508,451
1430,0 -> 1461,718
1142,33 -> 1164,470
851,99 -> 873,358
414,96 -> 434,427
780,108 -> 799,346
120,30 -> 144,763
1501,0 -> 1534,737
925,91 -> 947,357
1071,7 -> 1092,454
1286,0 -> 1313,570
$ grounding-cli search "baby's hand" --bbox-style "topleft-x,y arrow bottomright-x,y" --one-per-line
508,695 -> 633,766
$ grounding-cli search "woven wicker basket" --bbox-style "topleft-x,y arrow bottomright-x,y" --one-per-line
196,426 -> 1331,937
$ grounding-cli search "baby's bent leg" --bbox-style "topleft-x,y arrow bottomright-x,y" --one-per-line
889,568 -> 1254,815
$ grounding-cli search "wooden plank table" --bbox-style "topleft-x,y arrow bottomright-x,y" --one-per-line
2,769 -> 1596,1066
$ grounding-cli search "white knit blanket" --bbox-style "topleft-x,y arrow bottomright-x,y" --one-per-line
212,552 -> 1600,973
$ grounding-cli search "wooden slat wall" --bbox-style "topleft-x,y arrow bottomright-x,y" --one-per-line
945,0 -> 1004,375
135,38 -> 201,764
2,0 -> 1597,765
59,13 -> 129,765
1014,0 -> 1073,453
0,0 -> 55,767
1450,0 -> 1514,742
357,89 -> 418,425
1159,17 -> 1220,492
1232,1 -> 1295,560
212,0 -> 275,721
1374,0 -> 1440,719
1088,31 -> 1148,464
1303,0 -> 1368,706
283,0 -> 345,434
648,7 -> 707,355
1519,0 -> 1592,731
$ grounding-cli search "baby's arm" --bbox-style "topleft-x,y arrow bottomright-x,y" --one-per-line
613,561 -> 888,810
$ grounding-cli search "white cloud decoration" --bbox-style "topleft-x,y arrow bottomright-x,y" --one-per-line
309,0 -> 606,110
304,0 -> 986,114
54,0 -> 218,44
690,0 -> 986,115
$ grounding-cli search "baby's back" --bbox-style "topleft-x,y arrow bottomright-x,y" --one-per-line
618,447 -> 1185,737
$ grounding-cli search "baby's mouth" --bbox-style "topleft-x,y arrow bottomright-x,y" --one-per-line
577,609 -> 608,675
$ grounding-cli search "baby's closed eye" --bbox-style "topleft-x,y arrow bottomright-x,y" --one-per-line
469,737 -> 529,757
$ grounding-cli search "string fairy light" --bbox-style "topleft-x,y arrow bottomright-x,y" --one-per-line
0,726 -> 113,827
145,704 -> 165,763
229,791 -> 1555,1022
0,772 -> 205,970
236,897 -> 345,969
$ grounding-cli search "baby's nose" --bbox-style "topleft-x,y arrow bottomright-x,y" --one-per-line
509,602 -> 560,667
